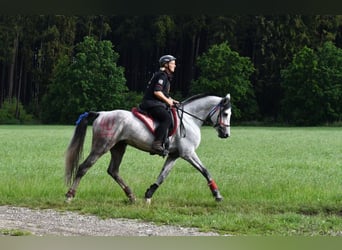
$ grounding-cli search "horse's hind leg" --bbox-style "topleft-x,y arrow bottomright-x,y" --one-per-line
66,151 -> 102,201
107,142 -> 135,202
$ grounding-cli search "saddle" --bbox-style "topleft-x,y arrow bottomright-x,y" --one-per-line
132,106 -> 178,137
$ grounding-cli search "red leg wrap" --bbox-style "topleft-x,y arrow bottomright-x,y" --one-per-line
208,180 -> 218,191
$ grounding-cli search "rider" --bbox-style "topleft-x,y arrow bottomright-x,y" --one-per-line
140,55 -> 179,155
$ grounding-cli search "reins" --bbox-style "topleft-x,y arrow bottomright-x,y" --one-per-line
175,104 -> 207,122
174,104 -> 205,138
174,102 -> 226,138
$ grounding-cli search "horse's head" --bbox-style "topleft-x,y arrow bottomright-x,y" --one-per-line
208,94 -> 231,138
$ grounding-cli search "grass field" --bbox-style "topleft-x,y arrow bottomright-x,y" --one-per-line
0,125 -> 341,235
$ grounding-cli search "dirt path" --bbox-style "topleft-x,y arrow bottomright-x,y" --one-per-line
0,206 -> 220,236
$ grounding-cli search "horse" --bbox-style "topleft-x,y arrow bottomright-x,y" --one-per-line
65,93 -> 232,203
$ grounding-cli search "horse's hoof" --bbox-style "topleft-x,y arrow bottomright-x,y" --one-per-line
128,196 -> 136,203
65,197 -> 73,203
214,191 -> 223,202
65,189 -> 76,201
145,198 -> 152,205
215,196 -> 223,202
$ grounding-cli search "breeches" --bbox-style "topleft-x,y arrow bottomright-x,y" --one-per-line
147,106 -> 172,141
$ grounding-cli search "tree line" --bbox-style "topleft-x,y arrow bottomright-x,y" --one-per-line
0,15 -> 341,125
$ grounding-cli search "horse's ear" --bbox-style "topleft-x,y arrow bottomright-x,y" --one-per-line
221,94 -> 231,105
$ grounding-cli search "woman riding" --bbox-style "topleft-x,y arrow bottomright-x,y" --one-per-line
139,55 -> 179,155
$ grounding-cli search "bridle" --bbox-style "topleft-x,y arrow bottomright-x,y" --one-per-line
207,102 -> 231,129
175,100 -> 230,137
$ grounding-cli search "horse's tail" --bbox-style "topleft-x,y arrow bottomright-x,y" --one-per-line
65,111 -> 99,186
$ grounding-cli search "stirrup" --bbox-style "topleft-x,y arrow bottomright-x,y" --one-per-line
150,148 -> 168,157
150,145 -> 168,157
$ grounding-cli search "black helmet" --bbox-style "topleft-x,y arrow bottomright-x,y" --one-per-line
159,55 -> 176,67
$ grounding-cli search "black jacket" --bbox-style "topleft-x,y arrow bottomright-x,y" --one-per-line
140,70 -> 172,110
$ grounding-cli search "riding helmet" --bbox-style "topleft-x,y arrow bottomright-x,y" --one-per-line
159,55 -> 176,67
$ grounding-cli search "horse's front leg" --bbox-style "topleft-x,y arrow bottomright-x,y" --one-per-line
182,152 -> 223,202
144,154 -> 178,204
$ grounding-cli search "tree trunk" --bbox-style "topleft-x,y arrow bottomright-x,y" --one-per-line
0,63 -> 6,107
15,55 -> 24,119
8,32 -> 19,101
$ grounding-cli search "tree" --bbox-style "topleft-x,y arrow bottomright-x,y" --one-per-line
1,15 -> 341,124
317,42 -> 342,123
281,42 -> 342,125
190,42 -> 257,120
41,36 -> 127,124
0,16 -> 18,105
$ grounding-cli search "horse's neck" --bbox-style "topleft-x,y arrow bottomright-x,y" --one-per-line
185,96 -> 220,121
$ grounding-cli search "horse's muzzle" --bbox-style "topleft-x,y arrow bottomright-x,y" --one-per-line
217,124 -> 230,138
219,133 -> 229,138
218,129 -> 230,138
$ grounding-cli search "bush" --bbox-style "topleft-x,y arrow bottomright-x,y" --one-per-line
41,36 -> 128,124
281,42 -> 342,125
0,98 -> 35,124
190,42 -> 258,121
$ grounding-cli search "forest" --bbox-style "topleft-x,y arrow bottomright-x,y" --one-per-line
0,15 -> 341,125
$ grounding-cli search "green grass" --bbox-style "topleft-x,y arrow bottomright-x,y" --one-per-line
0,229 -> 32,236
0,125 -> 342,235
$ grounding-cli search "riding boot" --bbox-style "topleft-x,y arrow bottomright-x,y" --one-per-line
151,140 -> 168,157
152,140 -> 164,153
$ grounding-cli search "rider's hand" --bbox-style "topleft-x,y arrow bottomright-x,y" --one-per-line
172,99 -> 179,105
165,98 -> 173,107
169,98 -> 179,107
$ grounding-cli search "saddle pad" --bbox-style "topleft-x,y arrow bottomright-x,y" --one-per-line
132,107 -> 178,136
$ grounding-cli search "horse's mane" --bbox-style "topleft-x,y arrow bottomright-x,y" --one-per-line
181,93 -> 219,105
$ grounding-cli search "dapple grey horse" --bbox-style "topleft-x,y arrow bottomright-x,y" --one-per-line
65,93 -> 231,203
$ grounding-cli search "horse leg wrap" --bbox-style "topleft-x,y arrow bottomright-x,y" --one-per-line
145,183 -> 159,199
66,189 -> 76,198
208,180 -> 218,192
208,180 -> 223,201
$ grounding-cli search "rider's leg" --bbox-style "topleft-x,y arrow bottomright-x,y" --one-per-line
149,107 -> 172,153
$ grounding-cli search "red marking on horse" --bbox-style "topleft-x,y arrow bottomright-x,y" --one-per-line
132,107 -> 178,136
99,116 -> 115,137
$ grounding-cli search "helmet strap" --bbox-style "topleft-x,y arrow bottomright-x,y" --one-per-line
164,64 -> 172,74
